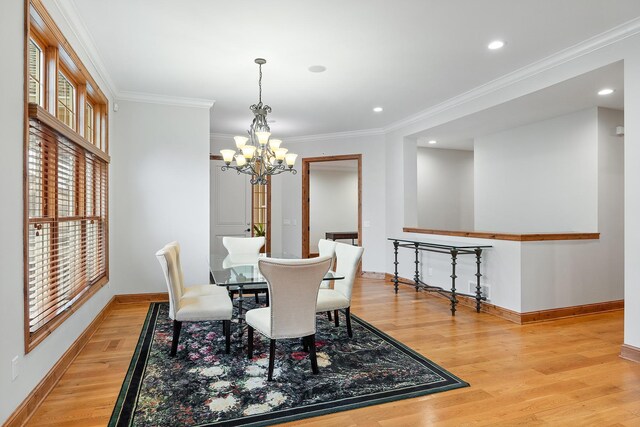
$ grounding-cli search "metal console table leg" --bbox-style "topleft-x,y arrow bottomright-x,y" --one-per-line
393,240 -> 399,294
450,249 -> 458,316
414,242 -> 420,292
474,248 -> 483,313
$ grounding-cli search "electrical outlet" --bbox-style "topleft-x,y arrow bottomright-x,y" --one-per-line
11,356 -> 18,381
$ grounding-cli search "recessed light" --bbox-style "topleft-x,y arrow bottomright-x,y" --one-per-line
488,40 -> 505,50
598,88 -> 614,96
373,107 -> 383,113
428,140 -> 437,144
308,65 -> 326,73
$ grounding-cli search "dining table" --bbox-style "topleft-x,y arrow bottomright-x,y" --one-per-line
209,252 -> 344,342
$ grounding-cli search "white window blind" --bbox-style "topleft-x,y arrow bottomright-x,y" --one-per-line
27,117 -> 108,334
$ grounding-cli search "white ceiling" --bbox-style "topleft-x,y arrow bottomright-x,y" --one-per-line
415,60 -> 624,150
65,0 -> 640,137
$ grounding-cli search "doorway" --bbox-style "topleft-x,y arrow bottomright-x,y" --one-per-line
302,154 -> 362,258
210,155 -> 271,254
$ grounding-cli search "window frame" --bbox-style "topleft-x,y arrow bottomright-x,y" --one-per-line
24,0 -> 110,353
56,67 -> 77,130
27,36 -> 45,107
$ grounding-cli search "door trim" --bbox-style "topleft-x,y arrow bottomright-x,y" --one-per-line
302,154 -> 362,258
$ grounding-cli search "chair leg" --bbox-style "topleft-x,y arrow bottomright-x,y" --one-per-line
302,337 -> 309,352
334,310 -> 340,327
308,334 -> 319,375
265,291 -> 269,306
346,307 -> 353,338
254,292 -> 259,303
224,320 -> 231,354
327,311 -> 332,321
247,326 -> 254,359
171,320 -> 182,356
268,339 -> 276,381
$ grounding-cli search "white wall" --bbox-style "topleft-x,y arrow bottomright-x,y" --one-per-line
416,147 -> 474,230
0,0 -> 115,422
474,108 -> 599,233
111,101 -> 210,294
309,167 -> 358,253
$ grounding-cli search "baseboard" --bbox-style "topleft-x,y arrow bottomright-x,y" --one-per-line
4,296 -> 117,427
620,344 -> 640,363
383,274 -> 623,325
361,271 -> 386,279
114,292 -> 169,303
520,300 -> 624,324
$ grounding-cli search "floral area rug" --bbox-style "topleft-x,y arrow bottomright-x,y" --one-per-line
109,301 -> 468,426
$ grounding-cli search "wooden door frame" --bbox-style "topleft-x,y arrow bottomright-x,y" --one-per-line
302,154 -> 362,258
210,154 -> 271,252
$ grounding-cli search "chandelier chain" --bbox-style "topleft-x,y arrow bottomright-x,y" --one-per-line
258,63 -> 262,104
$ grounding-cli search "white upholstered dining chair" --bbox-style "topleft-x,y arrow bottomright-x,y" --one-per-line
222,236 -> 265,256
245,256 -> 332,381
316,243 -> 364,338
156,243 -> 233,355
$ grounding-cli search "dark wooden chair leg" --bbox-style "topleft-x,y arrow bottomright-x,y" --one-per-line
308,334 -> 319,375
265,291 -> 269,306
302,336 -> 309,352
327,311 -> 332,321
224,320 -> 231,354
346,307 -> 353,338
334,310 -> 340,327
247,326 -> 254,359
268,339 -> 276,381
171,320 -> 182,356
254,292 -> 259,303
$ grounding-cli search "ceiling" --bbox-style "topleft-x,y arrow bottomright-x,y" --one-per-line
65,0 -> 640,137
415,60 -> 624,150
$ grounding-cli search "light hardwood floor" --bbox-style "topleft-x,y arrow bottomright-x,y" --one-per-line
26,278 -> 640,426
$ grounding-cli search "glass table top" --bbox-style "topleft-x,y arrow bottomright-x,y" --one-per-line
209,252 -> 344,288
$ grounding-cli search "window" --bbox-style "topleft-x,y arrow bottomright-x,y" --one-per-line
252,179 -> 270,253
28,38 -> 44,106
26,0 -> 110,352
27,111 -> 108,340
85,102 -> 94,143
57,71 -> 76,130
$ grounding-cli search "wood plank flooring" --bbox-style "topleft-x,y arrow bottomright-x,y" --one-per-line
26,278 -> 640,426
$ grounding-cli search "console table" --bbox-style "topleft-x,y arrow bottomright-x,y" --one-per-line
325,231 -> 358,245
388,238 -> 492,316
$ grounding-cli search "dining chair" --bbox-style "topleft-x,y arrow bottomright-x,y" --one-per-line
245,256 -> 332,381
222,236 -> 265,256
316,243 -> 364,338
222,236 -> 266,302
318,238 -> 338,320
156,243 -> 233,355
169,241 -> 229,298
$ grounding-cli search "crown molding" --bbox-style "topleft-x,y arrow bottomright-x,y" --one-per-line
285,128 -> 385,144
384,16 -> 640,133
51,0 -> 118,98
117,91 -> 215,109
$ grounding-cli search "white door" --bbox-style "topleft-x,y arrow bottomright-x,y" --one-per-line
210,158 -> 252,255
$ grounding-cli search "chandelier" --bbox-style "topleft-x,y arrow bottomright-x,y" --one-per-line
220,58 -> 297,185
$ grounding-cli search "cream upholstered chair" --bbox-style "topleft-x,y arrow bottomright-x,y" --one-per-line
222,236 -> 266,302
318,239 -> 337,288
169,241 -> 228,298
222,236 -> 265,256
156,243 -> 233,355
316,243 -> 364,338
246,256 -> 332,381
